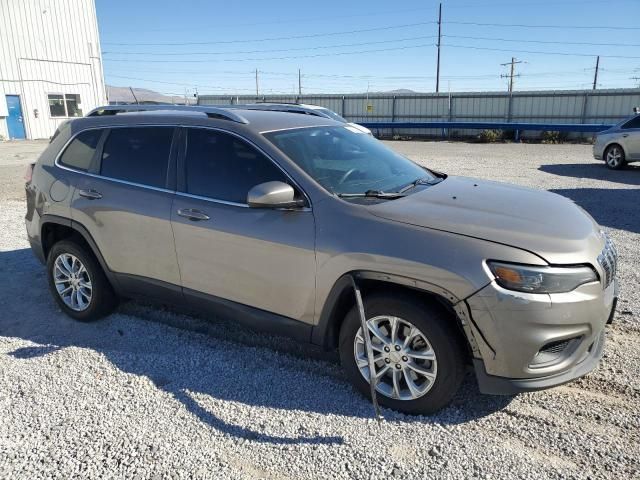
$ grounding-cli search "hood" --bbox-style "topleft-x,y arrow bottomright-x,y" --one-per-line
347,122 -> 373,135
368,176 -> 604,264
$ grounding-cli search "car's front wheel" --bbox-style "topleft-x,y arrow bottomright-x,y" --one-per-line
339,293 -> 465,415
605,144 -> 626,170
47,240 -> 117,321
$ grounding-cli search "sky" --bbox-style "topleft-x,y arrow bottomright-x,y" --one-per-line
96,0 -> 640,96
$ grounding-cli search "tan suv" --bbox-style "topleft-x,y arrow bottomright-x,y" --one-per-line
25,105 -> 617,414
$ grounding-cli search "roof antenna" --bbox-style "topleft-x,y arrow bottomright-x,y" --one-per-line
350,275 -> 383,424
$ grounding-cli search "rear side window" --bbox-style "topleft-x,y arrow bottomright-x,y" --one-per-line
622,116 -> 640,129
100,127 -> 173,188
58,129 -> 102,171
184,128 -> 288,203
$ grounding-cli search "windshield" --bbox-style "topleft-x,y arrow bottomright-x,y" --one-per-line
314,108 -> 347,123
264,126 -> 435,195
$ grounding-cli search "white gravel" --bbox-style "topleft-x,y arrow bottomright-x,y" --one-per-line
0,140 -> 638,479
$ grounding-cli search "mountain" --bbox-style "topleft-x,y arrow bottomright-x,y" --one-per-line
106,85 -> 196,105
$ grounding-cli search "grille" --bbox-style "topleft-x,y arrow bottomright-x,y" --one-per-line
597,234 -> 618,289
539,339 -> 571,355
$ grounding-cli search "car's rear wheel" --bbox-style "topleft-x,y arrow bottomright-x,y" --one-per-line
605,144 -> 626,170
339,293 -> 465,415
47,240 -> 117,321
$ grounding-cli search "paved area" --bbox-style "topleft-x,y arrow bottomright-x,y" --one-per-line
0,139 -> 638,479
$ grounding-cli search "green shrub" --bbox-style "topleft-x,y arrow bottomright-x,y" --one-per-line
478,129 -> 501,143
541,131 -> 568,144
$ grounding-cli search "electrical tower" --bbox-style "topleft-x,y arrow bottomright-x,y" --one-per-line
500,57 -> 524,93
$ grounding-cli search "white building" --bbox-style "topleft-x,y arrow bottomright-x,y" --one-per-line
0,0 -> 106,140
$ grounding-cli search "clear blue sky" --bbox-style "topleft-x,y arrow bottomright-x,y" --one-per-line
96,0 -> 640,96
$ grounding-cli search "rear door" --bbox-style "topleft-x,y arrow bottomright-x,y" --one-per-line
69,126 -> 182,295
620,116 -> 640,160
171,127 -> 316,325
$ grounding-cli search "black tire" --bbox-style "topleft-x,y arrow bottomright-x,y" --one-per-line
46,240 -> 117,321
339,293 -> 465,415
604,144 -> 626,170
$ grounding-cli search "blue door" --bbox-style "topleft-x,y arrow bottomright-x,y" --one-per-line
6,95 -> 26,139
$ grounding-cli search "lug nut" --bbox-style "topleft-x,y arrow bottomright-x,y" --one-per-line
402,356 -> 408,362
395,364 -> 401,369
385,358 -> 390,364
395,345 -> 401,351
384,346 -> 390,352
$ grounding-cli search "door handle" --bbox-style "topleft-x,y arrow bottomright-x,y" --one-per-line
78,189 -> 102,200
622,134 -> 629,137
177,208 -> 210,221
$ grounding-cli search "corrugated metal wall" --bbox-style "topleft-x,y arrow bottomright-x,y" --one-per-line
0,0 -> 106,139
199,89 -> 640,138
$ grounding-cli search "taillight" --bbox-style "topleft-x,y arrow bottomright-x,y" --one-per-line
24,163 -> 35,183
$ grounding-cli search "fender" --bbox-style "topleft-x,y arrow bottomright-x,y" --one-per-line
311,270 -> 464,349
40,214 -> 121,291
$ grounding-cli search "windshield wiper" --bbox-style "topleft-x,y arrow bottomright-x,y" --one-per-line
337,189 -> 406,199
398,176 -> 443,194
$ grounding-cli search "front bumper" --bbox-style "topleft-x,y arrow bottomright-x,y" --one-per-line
466,278 -> 616,393
474,329 -> 606,394
593,143 -> 604,160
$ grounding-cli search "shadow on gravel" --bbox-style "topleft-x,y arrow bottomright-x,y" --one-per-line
539,163 -> 640,186
1,247 -> 513,445
551,188 -> 640,234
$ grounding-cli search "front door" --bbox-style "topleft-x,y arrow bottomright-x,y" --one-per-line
171,127 -> 316,324
6,95 -> 26,139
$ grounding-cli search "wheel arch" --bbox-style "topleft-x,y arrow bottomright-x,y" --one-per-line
604,142 -> 627,158
40,215 -> 119,290
311,271 -> 474,358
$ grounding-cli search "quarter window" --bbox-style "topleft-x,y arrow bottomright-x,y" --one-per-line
100,127 -> 174,188
48,94 -> 83,117
59,129 -> 102,171
184,128 -> 288,203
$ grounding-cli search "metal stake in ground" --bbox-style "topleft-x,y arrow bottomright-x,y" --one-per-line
350,275 -> 383,424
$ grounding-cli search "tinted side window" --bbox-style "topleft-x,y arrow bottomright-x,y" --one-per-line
100,127 -> 173,188
185,129 -> 288,203
59,129 -> 102,171
622,116 -> 640,129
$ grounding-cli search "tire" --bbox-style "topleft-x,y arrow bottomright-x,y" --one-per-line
46,239 -> 117,321
339,292 -> 465,415
604,144 -> 626,170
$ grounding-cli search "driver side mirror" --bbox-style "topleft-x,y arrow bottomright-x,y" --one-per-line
247,181 -> 305,209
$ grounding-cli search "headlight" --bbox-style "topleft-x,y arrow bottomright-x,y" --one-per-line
487,261 -> 598,294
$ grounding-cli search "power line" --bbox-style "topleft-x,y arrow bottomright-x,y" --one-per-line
103,35 -> 437,56
102,21 -> 436,46
103,42 -> 436,63
443,43 -> 640,59
101,7 -> 436,34
444,34 -> 640,48
445,20 -> 640,30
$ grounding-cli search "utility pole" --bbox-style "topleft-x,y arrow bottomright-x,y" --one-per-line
129,87 -> 139,104
592,56 -> 600,90
435,2 -> 442,93
298,68 -> 302,96
255,68 -> 259,96
500,57 -> 524,93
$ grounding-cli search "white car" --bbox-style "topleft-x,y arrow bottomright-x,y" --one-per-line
593,113 -> 640,169
230,103 -> 373,135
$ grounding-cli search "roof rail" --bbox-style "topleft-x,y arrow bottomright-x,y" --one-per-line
86,104 -> 249,124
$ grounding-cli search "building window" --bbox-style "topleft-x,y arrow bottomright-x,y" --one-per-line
48,94 -> 82,118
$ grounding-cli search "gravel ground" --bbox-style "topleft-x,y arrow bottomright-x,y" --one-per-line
0,140 -> 638,479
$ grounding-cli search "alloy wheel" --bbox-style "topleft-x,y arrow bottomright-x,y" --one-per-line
53,253 -> 92,311
353,315 -> 438,401
606,147 -> 623,168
